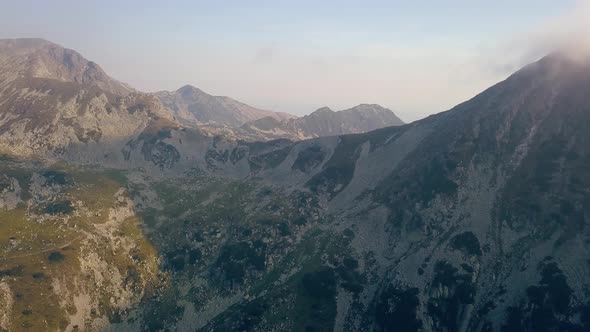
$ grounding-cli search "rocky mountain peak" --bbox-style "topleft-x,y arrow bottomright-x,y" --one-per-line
0,39 -> 175,159
155,85 -> 294,127
0,38 -> 132,95
312,106 -> 334,114
177,84 -> 207,98
349,103 -> 390,113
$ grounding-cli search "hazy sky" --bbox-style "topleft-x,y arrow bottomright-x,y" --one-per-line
0,0 -> 586,121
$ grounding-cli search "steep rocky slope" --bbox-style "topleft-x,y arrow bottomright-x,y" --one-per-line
2,39 -> 590,332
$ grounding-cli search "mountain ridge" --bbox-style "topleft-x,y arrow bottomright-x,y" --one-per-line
239,103 -> 405,140
154,84 -> 294,128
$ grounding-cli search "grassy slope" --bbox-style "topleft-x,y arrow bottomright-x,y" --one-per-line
0,161 -> 163,331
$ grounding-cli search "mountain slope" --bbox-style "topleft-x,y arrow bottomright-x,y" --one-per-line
127,52 -> 590,331
154,85 -> 294,127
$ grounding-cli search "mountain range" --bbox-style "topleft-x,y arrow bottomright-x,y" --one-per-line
1,38 -> 590,332
154,85 -> 294,127
0,38 -> 403,161
239,104 -> 404,141
154,84 -> 403,141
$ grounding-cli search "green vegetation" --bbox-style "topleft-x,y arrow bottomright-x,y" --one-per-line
141,285 -> 183,331
128,126 -> 181,168
211,241 -> 266,287
449,231 -> 482,256
298,268 -> 338,331
292,145 -> 326,172
502,259 -> 579,331
306,134 -> 366,197
337,257 -> 364,294
41,170 -> 70,185
47,251 -> 65,262
375,285 -> 422,332
418,157 -> 458,204
302,268 -> 337,298
43,200 -> 74,215
249,145 -> 293,171
427,261 -> 475,331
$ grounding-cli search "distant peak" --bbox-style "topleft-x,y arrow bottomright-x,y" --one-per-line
348,104 -> 391,112
178,84 -> 199,92
0,37 -> 132,95
177,84 -> 207,97
312,106 -> 334,114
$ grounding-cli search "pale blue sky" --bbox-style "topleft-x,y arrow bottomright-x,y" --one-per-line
0,1 -> 584,120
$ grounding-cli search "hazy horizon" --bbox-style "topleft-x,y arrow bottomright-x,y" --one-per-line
2,0 -> 589,121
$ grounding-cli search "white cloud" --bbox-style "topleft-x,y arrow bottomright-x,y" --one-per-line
482,0 -> 590,70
